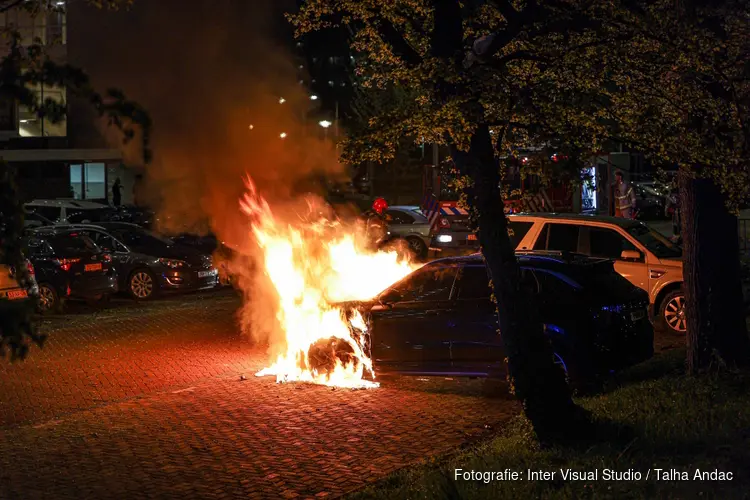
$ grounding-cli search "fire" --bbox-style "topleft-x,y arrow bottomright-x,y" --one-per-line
239,177 -> 418,388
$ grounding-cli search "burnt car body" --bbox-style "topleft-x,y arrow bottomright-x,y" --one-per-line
43,223 -> 219,299
343,252 -> 653,387
22,229 -> 118,312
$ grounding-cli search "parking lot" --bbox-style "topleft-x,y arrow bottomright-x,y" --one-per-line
0,289 -> 520,499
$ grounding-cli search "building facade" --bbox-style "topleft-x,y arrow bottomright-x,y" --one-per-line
0,0 -> 126,205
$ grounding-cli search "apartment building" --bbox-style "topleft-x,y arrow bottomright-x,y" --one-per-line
0,0 -> 127,204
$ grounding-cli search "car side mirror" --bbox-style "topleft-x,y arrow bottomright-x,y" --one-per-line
379,288 -> 402,305
621,249 -> 641,261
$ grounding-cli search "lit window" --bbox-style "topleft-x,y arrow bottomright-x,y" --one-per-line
18,84 -> 66,137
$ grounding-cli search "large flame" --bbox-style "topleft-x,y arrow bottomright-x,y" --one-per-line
240,176 -> 419,388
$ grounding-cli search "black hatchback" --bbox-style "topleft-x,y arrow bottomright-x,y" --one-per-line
64,222 -> 219,300
343,252 -> 653,388
22,230 -> 118,312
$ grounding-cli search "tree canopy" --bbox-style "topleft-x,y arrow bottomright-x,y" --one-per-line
291,0 -> 750,208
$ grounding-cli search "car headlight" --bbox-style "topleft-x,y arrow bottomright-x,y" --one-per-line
437,234 -> 453,243
159,258 -> 187,269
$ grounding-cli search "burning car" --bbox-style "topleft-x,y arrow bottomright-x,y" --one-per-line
317,252 -> 654,391
239,176 -> 652,391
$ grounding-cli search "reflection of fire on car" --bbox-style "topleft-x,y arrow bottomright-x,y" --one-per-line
508,213 -> 684,333
170,232 -> 235,287
327,252 -> 653,391
22,229 -> 118,313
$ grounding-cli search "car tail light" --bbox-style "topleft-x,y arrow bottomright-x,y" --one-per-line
26,261 -> 35,276
438,217 -> 451,229
53,258 -> 81,272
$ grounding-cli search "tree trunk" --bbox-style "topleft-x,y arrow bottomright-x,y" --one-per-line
680,168 -> 750,373
454,125 -> 582,443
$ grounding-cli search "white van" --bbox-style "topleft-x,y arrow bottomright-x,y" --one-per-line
24,199 -> 114,224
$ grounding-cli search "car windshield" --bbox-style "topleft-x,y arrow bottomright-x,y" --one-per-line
112,228 -> 174,247
626,223 -> 682,259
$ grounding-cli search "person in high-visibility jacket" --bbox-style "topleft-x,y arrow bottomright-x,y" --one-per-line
613,170 -> 637,218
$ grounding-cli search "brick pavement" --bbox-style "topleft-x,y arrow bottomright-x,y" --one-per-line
0,291 -> 517,499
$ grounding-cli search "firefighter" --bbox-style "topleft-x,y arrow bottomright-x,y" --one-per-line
613,170 -> 637,219
363,197 -> 391,247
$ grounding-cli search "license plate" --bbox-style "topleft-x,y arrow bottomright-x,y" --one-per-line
6,289 -> 27,300
467,234 -> 477,241
631,310 -> 645,321
198,269 -> 215,278
85,263 -> 102,272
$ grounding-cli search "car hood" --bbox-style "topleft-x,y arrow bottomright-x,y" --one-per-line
131,243 -> 210,267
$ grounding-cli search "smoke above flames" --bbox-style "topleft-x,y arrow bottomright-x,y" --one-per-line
71,0 -> 351,350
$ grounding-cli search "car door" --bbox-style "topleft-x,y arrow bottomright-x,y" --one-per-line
532,222 -> 582,253
84,230 -> 135,288
450,265 -> 543,377
578,225 -> 650,292
449,264 -> 503,376
369,263 -> 458,374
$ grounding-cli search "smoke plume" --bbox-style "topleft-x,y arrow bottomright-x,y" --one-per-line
70,0 -> 346,347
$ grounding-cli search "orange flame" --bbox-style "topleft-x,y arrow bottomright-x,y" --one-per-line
240,176 -> 419,388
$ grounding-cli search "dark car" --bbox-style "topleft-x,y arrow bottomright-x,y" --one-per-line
58,222 -> 219,300
22,230 -> 118,312
338,252 -> 653,389
170,232 -> 238,287
99,205 -> 156,228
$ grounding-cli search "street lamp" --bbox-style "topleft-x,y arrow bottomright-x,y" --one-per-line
310,95 -> 318,100
280,132 -> 287,139
278,97 -> 286,104
319,120 -> 331,139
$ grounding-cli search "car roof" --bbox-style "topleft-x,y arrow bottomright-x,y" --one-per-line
509,212 -> 642,228
27,227 -> 92,238
95,221 -> 144,230
429,251 -> 610,270
389,205 -> 422,212
26,199 -> 110,209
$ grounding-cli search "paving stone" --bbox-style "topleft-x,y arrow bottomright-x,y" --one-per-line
0,291 -> 517,499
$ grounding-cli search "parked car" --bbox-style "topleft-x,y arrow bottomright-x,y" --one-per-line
24,199 -> 115,224
22,229 -> 118,312
0,258 -> 39,313
100,204 -> 155,228
23,210 -> 54,229
171,232 -> 234,286
335,252 -> 652,389
427,204 -> 478,256
376,206 -> 432,260
508,213 -> 684,333
51,222 -> 220,299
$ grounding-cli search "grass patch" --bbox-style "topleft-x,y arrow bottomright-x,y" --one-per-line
350,349 -> 750,499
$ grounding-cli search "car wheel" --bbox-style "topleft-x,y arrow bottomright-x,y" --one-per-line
129,269 -> 156,300
405,236 -> 428,260
37,283 -> 60,313
660,290 -> 687,334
